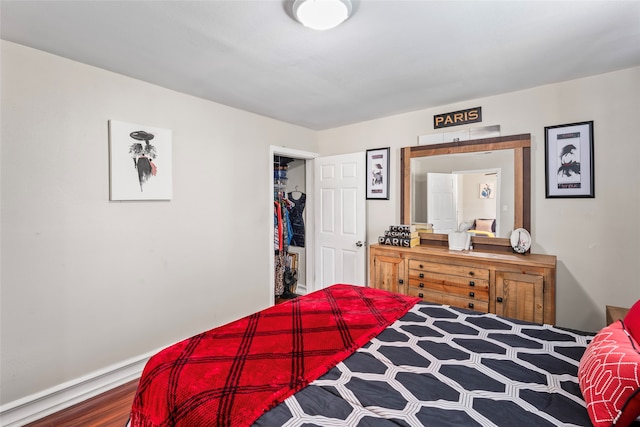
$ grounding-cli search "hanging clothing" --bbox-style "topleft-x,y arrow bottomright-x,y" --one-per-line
283,207 -> 293,248
274,201 -> 283,252
274,252 -> 285,296
287,192 -> 306,247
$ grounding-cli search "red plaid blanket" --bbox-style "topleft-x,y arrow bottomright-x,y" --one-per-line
129,284 -> 418,427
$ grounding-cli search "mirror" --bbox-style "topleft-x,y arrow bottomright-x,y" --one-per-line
401,134 -> 531,252
412,150 -> 513,237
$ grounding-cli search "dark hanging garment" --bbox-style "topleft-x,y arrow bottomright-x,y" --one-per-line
288,192 -> 306,247
283,206 -> 293,250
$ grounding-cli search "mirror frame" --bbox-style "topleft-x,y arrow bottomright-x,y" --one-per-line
401,134 -> 531,253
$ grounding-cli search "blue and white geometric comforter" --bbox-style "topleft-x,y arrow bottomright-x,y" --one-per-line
254,303 -> 594,427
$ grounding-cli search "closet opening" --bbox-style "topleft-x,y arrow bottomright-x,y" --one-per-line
269,146 -> 318,307
274,156 -> 306,302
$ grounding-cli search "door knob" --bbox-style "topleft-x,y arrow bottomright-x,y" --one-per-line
356,241 -> 363,247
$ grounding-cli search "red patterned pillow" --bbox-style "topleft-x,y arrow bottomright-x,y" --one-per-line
579,320 -> 640,427
624,299 -> 640,343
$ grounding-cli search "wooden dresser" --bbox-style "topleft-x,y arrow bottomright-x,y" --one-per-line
369,244 -> 556,325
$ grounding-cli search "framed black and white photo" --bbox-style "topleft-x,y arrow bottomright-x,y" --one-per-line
545,121 -> 594,198
109,120 -> 173,201
366,147 -> 390,200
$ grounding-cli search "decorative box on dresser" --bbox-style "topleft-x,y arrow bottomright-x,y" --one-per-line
369,244 -> 556,325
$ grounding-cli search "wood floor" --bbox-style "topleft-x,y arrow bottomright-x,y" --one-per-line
24,379 -> 139,427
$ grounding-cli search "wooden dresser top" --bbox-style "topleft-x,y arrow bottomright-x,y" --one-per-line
369,244 -> 556,269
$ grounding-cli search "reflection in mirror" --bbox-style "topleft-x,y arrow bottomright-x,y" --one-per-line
411,150 -> 514,237
400,134 -> 531,253
424,170 -> 500,235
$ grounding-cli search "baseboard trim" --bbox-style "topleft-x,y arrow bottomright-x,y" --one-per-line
0,349 -> 159,427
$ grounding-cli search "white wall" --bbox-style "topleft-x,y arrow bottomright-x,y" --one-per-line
0,41 -> 317,404
317,66 -> 640,333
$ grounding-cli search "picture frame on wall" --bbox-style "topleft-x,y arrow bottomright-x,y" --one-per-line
366,147 -> 390,200
544,121 -> 594,198
109,120 -> 173,201
479,183 -> 495,199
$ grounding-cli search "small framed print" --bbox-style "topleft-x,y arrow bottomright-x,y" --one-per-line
109,120 -> 172,201
479,183 -> 495,199
545,121 -> 594,198
366,147 -> 390,200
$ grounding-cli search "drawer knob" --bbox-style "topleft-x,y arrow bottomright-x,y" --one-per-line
419,273 -> 424,279
419,264 -> 424,269
469,292 -> 475,298
468,303 -> 474,309
418,293 -> 424,298
419,283 -> 424,288
399,279 -> 404,284
469,271 -> 475,276
469,281 -> 475,287
497,297 -> 503,303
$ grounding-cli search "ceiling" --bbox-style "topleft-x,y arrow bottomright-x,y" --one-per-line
2,1 -> 639,130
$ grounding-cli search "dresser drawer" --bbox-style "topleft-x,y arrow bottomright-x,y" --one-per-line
408,259 -> 489,281
408,269 -> 489,291
408,278 -> 489,301
408,288 -> 489,313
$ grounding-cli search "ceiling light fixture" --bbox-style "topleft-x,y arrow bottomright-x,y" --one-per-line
292,0 -> 352,31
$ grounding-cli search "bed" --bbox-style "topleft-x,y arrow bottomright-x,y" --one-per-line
466,219 -> 496,238
128,284 -> 640,427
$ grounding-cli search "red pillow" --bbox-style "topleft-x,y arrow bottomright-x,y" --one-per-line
624,299 -> 640,343
579,320 -> 640,427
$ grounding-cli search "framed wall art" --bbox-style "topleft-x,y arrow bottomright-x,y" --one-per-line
109,120 -> 173,201
479,183 -> 495,199
544,121 -> 594,198
366,147 -> 390,200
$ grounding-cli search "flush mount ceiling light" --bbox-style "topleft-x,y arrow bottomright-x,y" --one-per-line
292,0 -> 352,30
